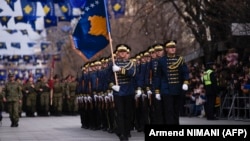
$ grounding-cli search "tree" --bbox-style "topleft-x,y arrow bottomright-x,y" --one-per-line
167,0 -> 250,63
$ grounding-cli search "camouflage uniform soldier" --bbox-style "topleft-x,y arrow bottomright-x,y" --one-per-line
35,75 -> 50,116
3,73 -> 22,127
66,75 -> 79,115
52,75 -> 64,116
23,77 -> 37,117
0,86 -> 4,125
15,77 -> 23,117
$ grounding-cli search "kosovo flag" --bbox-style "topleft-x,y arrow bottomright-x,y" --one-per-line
4,0 -> 17,11
58,16 -> 72,22
41,0 -> 55,17
41,42 -> 50,51
111,0 -> 126,19
21,0 -> 37,30
11,42 -> 21,49
23,55 -> 33,63
5,29 -> 18,34
0,42 -> 7,49
0,16 -> 11,27
72,0 -> 109,60
35,68 -> 43,78
11,55 -> 21,62
21,0 -> 37,18
58,0 -> 73,19
44,16 -> 57,28
27,42 -> 36,48
20,29 -> 28,35
0,69 -> 7,80
14,16 -> 28,24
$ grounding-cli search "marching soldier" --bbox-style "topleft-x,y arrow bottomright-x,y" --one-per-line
0,86 -> 4,125
66,75 -> 79,115
15,77 -> 23,117
148,44 -> 164,124
23,76 -> 37,117
155,40 -> 189,125
35,75 -> 50,116
2,73 -> 22,127
52,75 -> 64,116
110,44 -> 137,141
80,65 -> 89,129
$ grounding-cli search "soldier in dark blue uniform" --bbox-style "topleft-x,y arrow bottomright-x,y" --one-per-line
110,44 -> 136,141
134,51 -> 150,132
149,44 -> 164,124
88,62 -> 99,130
155,40 -> 189,125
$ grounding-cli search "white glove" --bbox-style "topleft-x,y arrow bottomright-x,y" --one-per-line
155,93 -> 161,100
94,94 -> 98,101
105,96 -> 110,103
84,96 -> 88,103
136,89 -> 142,95
147,90 -> 152,96
182,84 -> 188,91
135,89 -> 142,99
87,96 -> 92,102
108,92 -> 114,101
112,64 -> 121,72
99,95 -> 103,101
108,92 -> 113,97
112,85 -> 120,92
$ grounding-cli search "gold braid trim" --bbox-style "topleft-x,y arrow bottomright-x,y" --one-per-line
168,56 -> 184,70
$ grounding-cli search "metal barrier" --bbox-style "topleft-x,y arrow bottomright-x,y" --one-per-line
219,88 -> 250,121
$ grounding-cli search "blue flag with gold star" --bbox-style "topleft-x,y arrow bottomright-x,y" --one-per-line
20,0 -> 37,29
111,0 -> 126,18
41,0 -> 55,17
0,69 -> 7,80
72,0 -> 109,60
11,42 -> 21,49
4,0 -> 17,11
0,42 -> 7,49
58,0 -> 73,19
0,16 -> 11,27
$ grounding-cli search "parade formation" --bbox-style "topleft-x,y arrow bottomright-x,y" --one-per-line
0,40 -> 192,141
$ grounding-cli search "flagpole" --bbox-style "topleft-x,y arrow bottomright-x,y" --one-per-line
103,0 -> 118,85
49,57 -> 54,106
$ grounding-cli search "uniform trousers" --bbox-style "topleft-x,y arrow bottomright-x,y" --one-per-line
161,94 -> 181,125
114,94 -> 134,137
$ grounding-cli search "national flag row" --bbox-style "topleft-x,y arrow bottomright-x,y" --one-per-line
0,0 -> 126,29
0,53 -> 61,63
0,67 -> 50,85
0,41 -> 63,52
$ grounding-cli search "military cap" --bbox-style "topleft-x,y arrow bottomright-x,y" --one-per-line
135,54 -> 141,59
153,44 -> 164,51
148,47 -> 155,53
94,61 -> 102,65
143,52 -> 150,57
131,58 -> 136,62
116,44 -> 130,53
90,62 -> 95,67
165,40 -> 177,48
